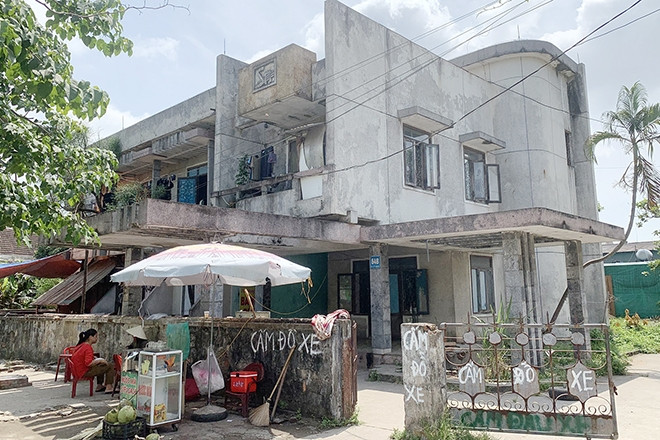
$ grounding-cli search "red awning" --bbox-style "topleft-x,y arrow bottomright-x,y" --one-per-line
0,252 -> 81,279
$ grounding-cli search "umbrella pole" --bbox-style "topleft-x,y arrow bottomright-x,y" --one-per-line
207,280 -> 215,405
192,279 -> 227,422
207,281 -> 213,405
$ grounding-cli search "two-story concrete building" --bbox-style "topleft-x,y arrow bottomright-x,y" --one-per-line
87,0 -> 623,354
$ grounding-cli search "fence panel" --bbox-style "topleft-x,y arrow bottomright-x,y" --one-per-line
442,322 -> 618,439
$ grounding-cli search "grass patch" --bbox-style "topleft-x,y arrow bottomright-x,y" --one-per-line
391,412 -> 492,440
610,316 -> 660,355
320,408 -> 359,429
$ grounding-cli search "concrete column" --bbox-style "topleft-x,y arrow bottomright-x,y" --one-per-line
207,140 -> 215,206
502,232 -> 542,365
401,323 -> 446,434
121,248 -> 144,316
564,240 -> 586,325
369,243 -> 391,354
568,64 -> 607,323
151,159 -> 161,198
583,243 -> 607,323
198,282 -> 224,318
502,232 -> 541,321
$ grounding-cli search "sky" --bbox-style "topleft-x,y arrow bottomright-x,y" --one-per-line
36,0 -> 660,243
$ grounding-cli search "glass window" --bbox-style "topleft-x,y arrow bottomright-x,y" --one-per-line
470,255 -> 494,314
389,257 -> 429,316
288,139 -> 299,174
338,274 -> 355,312
565,131 -> 573,167
403,126 -> 439,190
464,148 -> 501,204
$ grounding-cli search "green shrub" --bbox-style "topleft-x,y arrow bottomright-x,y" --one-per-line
320,408 -> 359,429
609,317 -> 660,355
105,182 -> 149,210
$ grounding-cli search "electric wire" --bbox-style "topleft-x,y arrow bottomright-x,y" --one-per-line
201,0 -> 552,171
127,1 -> 648,196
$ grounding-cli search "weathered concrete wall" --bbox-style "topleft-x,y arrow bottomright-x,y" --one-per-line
238,44 -> 316,114
110,89 -> 215,151
401,323 -> 446,433
0,315 -> 355,419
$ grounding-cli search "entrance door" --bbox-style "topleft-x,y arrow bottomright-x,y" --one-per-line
389,257 -> 429,339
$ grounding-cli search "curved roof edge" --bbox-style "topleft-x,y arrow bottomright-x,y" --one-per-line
450,40 -> 578,74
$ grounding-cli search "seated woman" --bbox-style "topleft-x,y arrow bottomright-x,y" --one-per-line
70,328 -> 115,393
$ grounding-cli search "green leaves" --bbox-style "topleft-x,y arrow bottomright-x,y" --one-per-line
584,83 -> 660,267
1,0 -> 130,246
41,0 -> 134,56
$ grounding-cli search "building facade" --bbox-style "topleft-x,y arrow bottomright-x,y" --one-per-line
88,0 -> 623,353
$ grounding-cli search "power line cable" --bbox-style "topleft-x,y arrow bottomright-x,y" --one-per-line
204,0 -> 532,160
208,0 -> 549,170
309,0 -> 648,178
434,0 -> 645,135
128,1 -> 647,192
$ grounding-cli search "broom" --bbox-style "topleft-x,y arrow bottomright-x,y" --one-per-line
248,345 -> 296,426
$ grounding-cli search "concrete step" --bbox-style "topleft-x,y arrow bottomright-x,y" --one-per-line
367,364 -> 403,384
357,350 -> 402,370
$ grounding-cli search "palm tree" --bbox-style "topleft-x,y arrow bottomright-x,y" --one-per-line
550,82 -> 659,323
584,81 -> 660,266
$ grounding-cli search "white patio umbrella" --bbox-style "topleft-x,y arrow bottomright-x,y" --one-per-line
111,243 -> 311,421
111,243 -> 311,287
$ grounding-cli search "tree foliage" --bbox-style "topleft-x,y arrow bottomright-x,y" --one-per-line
0,0 -> 135,246
637,198 -> 659,270
584,82 -> 660,266
0,273 -> 61,308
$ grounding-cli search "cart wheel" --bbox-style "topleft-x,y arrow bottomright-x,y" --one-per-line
171,423 -> 178,431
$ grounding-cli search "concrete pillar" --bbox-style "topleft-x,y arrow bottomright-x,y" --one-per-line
502,232 -> 542,365
198,282 -> 224,318
207,140 -> 215,206
564,240 -> 586,325
583,243 -> 607,323
401,323 -> 446,434
369,243 -> 391,354
568,64 -> 607,323
121,248 -> 144,316
151,159 -> 161,198
502,232 -> 540,322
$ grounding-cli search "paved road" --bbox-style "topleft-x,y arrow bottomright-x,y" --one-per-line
0,354 -> 658,439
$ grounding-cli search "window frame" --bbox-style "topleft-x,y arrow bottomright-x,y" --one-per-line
463,147 -> 501,204
470,255 -> 495,314
403,126 -> 440,190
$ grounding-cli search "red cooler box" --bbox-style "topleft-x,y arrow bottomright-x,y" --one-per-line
229,370 -> 258,393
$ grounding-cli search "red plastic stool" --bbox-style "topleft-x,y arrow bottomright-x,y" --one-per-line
224,362 -> 264,417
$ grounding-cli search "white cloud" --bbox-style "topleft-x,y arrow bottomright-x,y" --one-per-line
132,37 -> 180,61
303,13 -> 325,57
246,49 -> 280,64
353,0 -> 452,38
87,105 -> 150,142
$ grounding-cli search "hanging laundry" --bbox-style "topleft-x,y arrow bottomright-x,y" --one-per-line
267,150 -> 277,164
250,153 -> 261,181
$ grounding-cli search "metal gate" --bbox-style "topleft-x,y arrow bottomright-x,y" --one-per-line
442,321 -> 618,439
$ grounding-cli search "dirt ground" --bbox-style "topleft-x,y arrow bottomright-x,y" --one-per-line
0,363 -> 326,440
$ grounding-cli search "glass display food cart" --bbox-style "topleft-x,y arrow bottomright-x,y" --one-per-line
137,350 -> 182,431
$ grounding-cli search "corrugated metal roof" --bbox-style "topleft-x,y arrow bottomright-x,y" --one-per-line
34,257 -> 118,306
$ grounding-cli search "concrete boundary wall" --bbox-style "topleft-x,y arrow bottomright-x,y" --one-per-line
0,315 -> 356,419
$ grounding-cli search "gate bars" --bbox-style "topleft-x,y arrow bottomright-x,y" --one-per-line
442,321 -> 618,439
